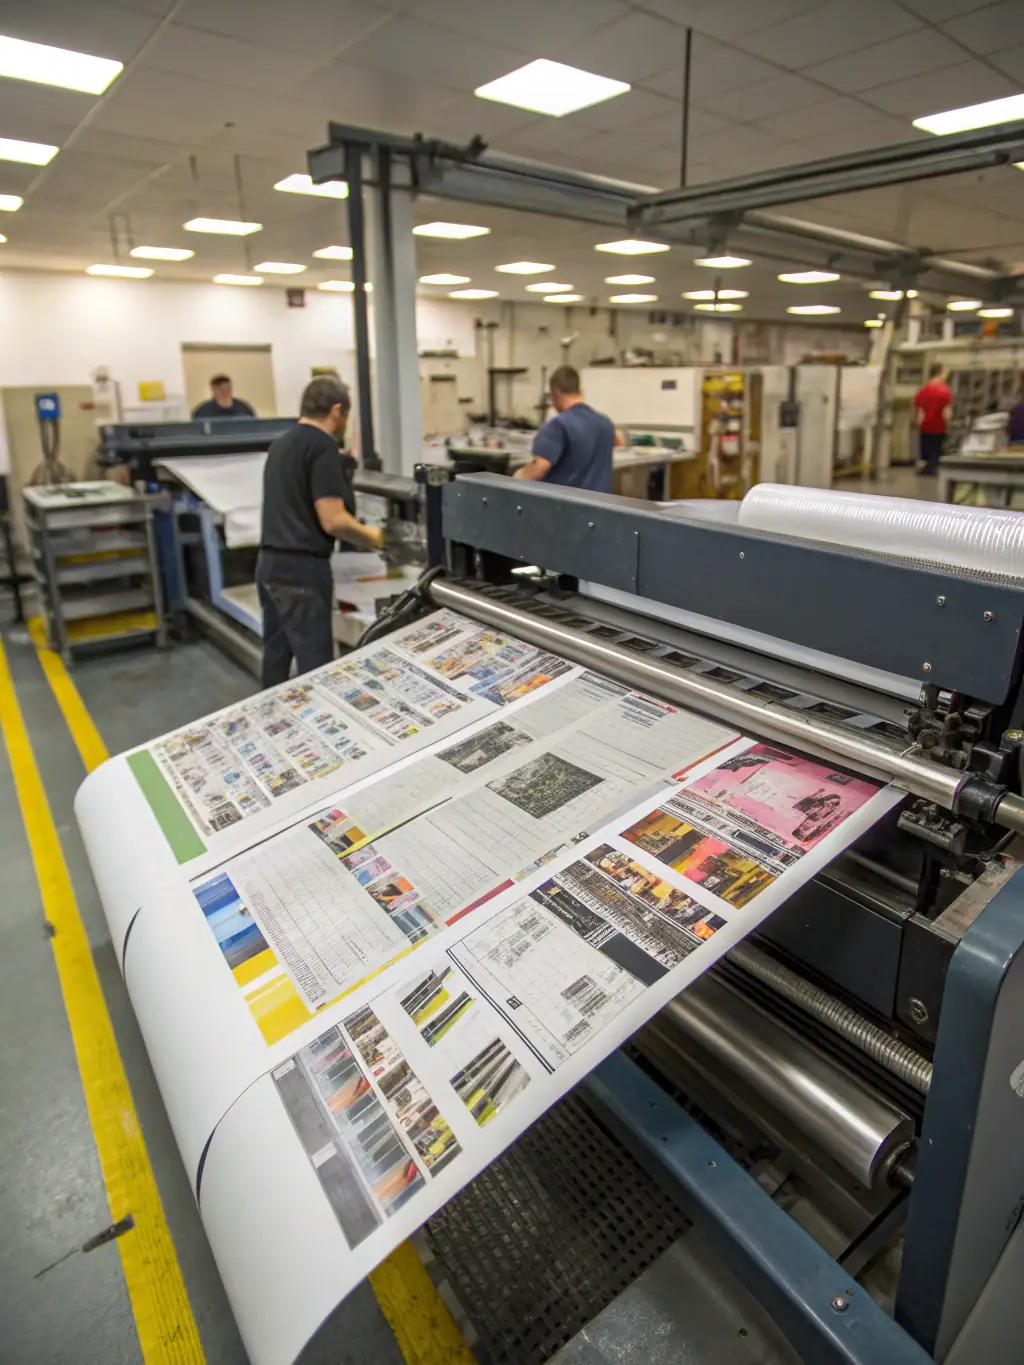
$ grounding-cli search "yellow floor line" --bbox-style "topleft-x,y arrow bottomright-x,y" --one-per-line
0,634 -> 205,1364
27,624 -> 477,1365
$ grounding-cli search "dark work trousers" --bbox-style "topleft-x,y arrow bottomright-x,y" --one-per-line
255,549 -> 335,688
919,431 -> 945,474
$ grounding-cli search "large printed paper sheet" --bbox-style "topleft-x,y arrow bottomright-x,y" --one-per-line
157,453 -> 267,547
77,606 -> 903,1365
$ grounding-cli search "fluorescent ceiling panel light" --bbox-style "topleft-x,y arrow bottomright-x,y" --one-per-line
0,137 -> 57,166
947,299 -> 981,311
978,307 -> 1014,318
214,273 -> 263,286
420,273 -> 470,285
314,245 -> 353,260
869,289 -> 907,300
694,302 -> 742,312
131,246 -> 194,261
318,280 -> 373,291
545,293 -> 584,302
913,94 -> 1024,136
683,289 -> 747,300
449,288 -> 499,299
864,319 -> 883,327
475,58 -> 628,118
185,217 -> 261,235
694,254 -> 750,268
0,234 -> 6,243
526,281 -> 572,292
255,261 -> 306,274
274,173 -> 347,199
778,270 -> 839,284
0,36 -> 122,95
0,194 -> 23,211
595,240 -> 669,255
609,293 -> 657,303
787,304 -> 840,315
494,261 -> 554,274
86,263 -> 152,278
413,222 -> 490,239
606,274 -> 655,285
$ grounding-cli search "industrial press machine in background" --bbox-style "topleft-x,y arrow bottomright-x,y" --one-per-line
365,468 -> 1024,1365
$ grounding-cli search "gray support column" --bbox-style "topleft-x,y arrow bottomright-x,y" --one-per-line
366,150 -> 423,477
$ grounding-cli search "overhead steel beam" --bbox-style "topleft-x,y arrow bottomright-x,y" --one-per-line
631,120 -> 1024,226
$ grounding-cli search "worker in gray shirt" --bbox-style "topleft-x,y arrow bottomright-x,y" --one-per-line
514,365 -> 614,492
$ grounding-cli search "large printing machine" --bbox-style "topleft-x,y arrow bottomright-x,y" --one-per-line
371,470 -> 1024,1365
98,418 -> 425,670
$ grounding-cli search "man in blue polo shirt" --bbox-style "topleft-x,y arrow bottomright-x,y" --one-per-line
514,365 -> 614,492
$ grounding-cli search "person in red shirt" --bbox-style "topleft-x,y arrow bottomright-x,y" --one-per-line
914,362 -> 953,474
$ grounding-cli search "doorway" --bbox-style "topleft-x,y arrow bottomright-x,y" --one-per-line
181,344 -> 277,416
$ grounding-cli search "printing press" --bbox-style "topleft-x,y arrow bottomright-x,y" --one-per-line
367,470 -> 1024,1365
98,418 -> 426,669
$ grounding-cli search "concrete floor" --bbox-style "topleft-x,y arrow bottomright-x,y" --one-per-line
0,628 -> 406,1365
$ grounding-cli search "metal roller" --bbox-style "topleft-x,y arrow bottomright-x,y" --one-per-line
427,577 -> 1024,836
650,975 -> 913,1188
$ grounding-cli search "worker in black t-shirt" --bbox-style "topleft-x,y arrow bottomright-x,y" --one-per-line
192,373 -> 256,419
256,376 -> 382,687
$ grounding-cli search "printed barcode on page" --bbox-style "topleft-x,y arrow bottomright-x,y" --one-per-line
563,974 -> 609,1018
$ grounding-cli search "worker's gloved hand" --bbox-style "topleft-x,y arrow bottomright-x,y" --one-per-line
380,517 -> 423,568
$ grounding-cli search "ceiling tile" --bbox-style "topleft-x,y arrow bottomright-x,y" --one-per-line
177,0 -> 390,56
698,73 -> 828,121
942,0 -> 1024,54
798,118 -> 930,154
71,128 -> 192,166
812,28 -> 966,93
0,82 -> 94,143
989,43 -> 1024,82
408,0 -> 627,50
759,95 -> 876,140
736,1 -> 922,68
689,123 -> 788,160
864,60 -> 1020,117
140,24 -> 324,94
278,61 -> 458,128
900,0 -> 1002,17
634,0 -> 826,44
0,0 -> 161,63
424,96 -> 541,142
340,14 -> 517,90
567,10 -> 702,82
563,88 -> 681,134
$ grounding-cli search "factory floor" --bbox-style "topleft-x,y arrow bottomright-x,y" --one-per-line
0,458 -> 943,1365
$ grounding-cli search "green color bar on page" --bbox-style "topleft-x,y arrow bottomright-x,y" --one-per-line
127,749 -> 206,863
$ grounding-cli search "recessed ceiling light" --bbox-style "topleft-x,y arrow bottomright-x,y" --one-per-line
274,173 -> 348,199
450,288 -> 499,299
683,289 -> 747,300
947,299 -> 982,311
787,304 -> 841,315
0,194 -> 23,212
0,35 -> 122,95
86,263 -> 153,278
864,319 -> 884,328
610,293 -> 658,303
606,274 -> 655,285
694,301 -> 742,312
526,281 -> 573,292
475,58 -> 629,118
420,273 -> 471,285
255,261 -> 306,274
494,261 -> 554,274
414,222 -> 490,239
979,307 -> 1014,318
778,270 -> 839,284
185,218 -> 261,235
130,246 -> 194,261
869,289 -> 909,300
313,245 -> 353,260
318,280 -> 373,292
595,240 -> 669,256
0,234 -> 6,243
214,273 -> 263,286
544,294 -> 584,303
694,254 -> 751,268
913,94 -> 1024,136
0,137 -> 58,166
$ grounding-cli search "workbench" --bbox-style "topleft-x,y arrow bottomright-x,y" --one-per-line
937,449 -> 1024,508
